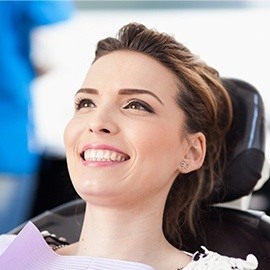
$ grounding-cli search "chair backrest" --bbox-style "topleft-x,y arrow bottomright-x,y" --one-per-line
210,78 -> 266,203
10,78 -> 270,269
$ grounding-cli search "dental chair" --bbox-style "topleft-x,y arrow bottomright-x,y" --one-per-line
10,78 -> 270,269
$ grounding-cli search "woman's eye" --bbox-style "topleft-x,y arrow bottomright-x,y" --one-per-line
75,98 -> 96,110
123,100 -> 155,114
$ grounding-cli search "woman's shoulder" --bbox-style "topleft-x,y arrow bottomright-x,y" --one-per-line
183,246 -> 258,270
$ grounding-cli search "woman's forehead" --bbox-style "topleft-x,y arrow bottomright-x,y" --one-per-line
85,51 -> 179,95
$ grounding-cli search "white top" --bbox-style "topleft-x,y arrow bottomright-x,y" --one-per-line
0,222 -> 258,270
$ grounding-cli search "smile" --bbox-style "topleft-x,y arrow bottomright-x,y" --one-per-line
82,149 -> 130,162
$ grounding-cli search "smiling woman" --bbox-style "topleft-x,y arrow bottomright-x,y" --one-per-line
0,23 -> 258,270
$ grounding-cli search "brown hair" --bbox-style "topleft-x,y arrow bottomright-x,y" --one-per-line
93,23 -> 233,248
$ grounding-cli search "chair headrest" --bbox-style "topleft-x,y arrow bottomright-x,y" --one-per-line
210,78 -> 266,203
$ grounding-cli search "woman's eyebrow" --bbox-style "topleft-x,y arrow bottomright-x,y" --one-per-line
118,88 -> 163,105
75,88 -> 98,95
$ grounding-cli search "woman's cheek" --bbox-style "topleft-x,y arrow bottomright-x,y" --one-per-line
64,118 -> 82,147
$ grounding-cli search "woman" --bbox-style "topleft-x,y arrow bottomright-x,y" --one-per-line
0,23 -> 258,269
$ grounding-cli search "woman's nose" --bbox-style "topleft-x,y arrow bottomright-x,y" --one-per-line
88,111 -> 118,135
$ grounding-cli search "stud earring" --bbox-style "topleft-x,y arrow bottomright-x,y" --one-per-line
180,161 -> 189,170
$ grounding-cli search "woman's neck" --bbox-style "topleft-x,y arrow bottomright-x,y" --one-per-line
77,202 -> 167,260
58,200 -> 191,270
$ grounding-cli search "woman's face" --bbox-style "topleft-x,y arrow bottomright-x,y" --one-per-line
64,51 -> 193,207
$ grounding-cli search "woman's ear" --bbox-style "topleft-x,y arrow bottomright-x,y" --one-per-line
178,132 -> 206,174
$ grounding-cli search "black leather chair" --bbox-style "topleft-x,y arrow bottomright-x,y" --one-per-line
10,78 -> 270,269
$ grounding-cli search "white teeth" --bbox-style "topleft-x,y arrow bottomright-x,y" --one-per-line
104,151 -> 110,159
83,149 -> 127,162
96,150 -> 104,160
110,152 -> 117,161
90,151 -> 95,159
